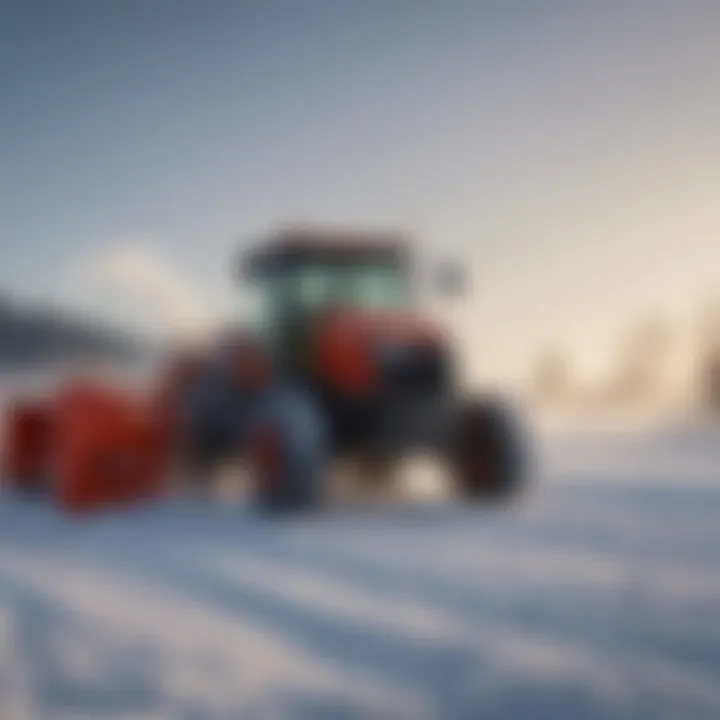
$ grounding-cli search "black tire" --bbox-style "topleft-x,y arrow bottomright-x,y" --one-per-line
246,387 -> 328,514
449,397 -> 528,503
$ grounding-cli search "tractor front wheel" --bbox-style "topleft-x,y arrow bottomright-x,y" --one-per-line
449,397 -> 528,503
246,388 -> 328,514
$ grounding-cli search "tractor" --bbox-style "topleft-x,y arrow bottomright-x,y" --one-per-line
0,226 -> 529,514
178,227 -> 529,512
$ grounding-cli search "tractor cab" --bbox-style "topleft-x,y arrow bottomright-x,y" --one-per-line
240,228 -> 413,376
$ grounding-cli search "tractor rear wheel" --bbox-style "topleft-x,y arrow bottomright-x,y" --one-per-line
246,387 -> 328,514
449,398 -> 527,502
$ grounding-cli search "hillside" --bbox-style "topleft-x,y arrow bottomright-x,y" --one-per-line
0,296 -> 141,366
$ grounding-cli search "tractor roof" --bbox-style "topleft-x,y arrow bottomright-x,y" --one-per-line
239,227 -> 409,280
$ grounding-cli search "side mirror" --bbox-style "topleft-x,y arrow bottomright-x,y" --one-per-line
434,260 -> 468,298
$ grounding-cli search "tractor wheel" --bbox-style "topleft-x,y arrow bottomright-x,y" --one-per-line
246,387 -> 328,514
449,397 -> 528,503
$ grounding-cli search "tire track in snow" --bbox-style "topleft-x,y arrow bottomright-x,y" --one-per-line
193,549 -> 720,717
0,551 -> 432,720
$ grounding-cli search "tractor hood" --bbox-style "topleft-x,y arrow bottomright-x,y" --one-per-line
313,308 -> 450,395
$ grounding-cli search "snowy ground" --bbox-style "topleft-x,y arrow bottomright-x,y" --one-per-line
1,395 -> 719,717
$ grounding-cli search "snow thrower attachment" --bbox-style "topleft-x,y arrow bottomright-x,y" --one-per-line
1,378 -> 171,515
1,398 -> 53,493
52,381 -> 169,514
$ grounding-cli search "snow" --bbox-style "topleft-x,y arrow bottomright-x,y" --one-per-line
1,385 -> 720,717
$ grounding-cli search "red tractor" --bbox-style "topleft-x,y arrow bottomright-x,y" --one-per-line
177,227 -> 529,511
1,227 -> 529,514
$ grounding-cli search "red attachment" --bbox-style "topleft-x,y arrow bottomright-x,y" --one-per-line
53,381 -> 168,515
1,399 -> 53,490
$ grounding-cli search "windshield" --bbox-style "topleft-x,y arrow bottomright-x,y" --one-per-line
340,265 -> 409,310
291,263 -> 409,313
246,262 -> 410,371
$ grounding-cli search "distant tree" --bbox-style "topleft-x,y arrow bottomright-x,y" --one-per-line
700,353 -> 720,417
606,314 -> 674,406
697,301 -> 720,352
695,300 -> 720,417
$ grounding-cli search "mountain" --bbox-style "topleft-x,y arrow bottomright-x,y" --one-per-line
0,294 -> 142,366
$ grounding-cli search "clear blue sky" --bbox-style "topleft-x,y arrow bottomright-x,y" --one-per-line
1,0 -> 719,381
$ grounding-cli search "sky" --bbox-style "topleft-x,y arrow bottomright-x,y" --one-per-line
1,0 -> 720,383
